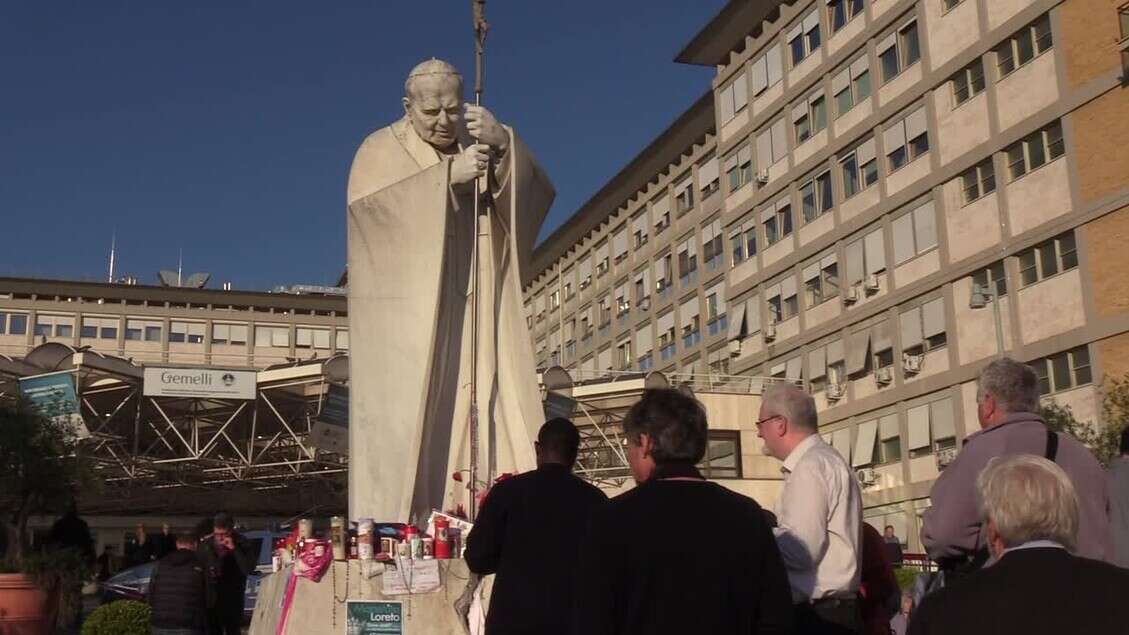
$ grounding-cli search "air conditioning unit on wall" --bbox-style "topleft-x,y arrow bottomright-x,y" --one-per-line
875,366 -> 893,385
826,383 -> 845,401
764,321 -> 777,342
728,339 -> 743,357
903,353 -> 924,374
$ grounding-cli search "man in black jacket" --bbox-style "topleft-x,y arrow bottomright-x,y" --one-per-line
465,417 -> 607,635
575,389 -> 793,635
909,454 -> 1129,635
198,513 -> 257,635
149,533 -> 208,635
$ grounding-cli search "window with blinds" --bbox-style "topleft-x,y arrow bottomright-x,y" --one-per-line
899,297 -> 947,357
892,200 -> 938,265
833,54 -> 871,117
212,323 -> 249,346
907,397 -> 957,458
878,19 -> 920,83
81,316 -> 120,340
729,214 -> 758,266
884,106 -> 929,173
787,8 -> 822,66
840,138 -> 878,199
169,321 -> 206,345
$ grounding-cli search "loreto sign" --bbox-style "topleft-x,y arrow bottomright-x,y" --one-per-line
143,367 -> 256,400
345,600 -> 403,635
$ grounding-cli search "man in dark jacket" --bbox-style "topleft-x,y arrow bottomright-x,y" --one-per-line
47,504 -> 96,627
465,417 -> 607,635
909,455 -> 1129,635
149,533 -> 208,635
198,513 -> 257,635
575,389 -> 793,635
882,525 -> 903,567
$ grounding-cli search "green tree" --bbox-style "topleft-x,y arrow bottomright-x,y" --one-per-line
0,399 -> 85,566
1041,374 -> 1129,465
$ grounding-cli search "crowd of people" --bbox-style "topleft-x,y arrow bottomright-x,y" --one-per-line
465,357 -> 1129,634
39,508 -> 256,634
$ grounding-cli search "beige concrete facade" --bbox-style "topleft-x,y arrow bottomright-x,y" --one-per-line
0,278 -> 347,369
524,0 -> 1129,551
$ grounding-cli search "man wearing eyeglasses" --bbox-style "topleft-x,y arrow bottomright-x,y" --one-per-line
757,383 -> 862,634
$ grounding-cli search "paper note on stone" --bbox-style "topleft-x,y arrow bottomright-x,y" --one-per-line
381,559 -> 442,595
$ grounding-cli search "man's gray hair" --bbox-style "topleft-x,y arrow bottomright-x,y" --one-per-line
404,58 -> 463,99
976,454 -> 1079,551
977,357 -> 1040,414
761,382 -> 817,432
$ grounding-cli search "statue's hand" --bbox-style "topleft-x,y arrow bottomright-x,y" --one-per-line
464,105 -> 508,152
450,143 -> 492,185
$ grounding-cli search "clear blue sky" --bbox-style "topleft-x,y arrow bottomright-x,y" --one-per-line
1,1 -> 722,290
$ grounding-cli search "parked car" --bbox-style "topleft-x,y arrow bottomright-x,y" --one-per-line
98,529 -> 285,617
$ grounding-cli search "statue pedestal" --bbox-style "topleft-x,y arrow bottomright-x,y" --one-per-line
249,560 -> 486,635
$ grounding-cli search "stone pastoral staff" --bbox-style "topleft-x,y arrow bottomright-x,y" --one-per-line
346,59 -> 554,523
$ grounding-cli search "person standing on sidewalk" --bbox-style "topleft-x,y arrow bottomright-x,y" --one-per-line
198,513 -> 257,635
757,383 -> 863,634
148,533 -> 208,635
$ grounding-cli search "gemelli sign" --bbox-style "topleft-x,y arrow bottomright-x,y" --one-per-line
142,367 -> 257,400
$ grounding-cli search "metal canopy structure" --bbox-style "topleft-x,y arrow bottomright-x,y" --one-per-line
543,368 -> 780,490
7,343 -> 349,515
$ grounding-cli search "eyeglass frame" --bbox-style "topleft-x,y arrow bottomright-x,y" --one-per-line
754,414 -> 783,427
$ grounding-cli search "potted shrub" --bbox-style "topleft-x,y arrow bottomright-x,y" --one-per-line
0,399 -> 90,634
80,600 -> 151,635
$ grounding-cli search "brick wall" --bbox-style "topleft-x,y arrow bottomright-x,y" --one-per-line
1072,88 -> 1129,204
1058,0 -> 1125,88
1085,205 -> 1129,318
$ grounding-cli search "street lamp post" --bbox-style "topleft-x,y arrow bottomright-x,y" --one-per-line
970,282 -> 1006,357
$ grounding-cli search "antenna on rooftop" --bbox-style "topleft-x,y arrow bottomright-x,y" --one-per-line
158,247 -> 210,289
107,232 -> 117,283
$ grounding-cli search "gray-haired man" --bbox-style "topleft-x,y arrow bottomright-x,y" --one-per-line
909,455 -> 1129,635
921,358 -> 1111,571
758,383 -> 862,634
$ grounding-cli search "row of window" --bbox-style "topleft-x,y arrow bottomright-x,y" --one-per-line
825,395 -> 957,471
532,13 -> 1057,316
546,224 -> 1083,381
0,312 -> 348,350
537,202 -> 1078,370
713,12 -> 1055,214
726,116 -> 1065,278
528,15 -> 1061,335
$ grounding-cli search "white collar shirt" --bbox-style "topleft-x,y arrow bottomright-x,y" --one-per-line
773,434 -> 862,603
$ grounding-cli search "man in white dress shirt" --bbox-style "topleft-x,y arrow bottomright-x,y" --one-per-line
757,383 -> 862,634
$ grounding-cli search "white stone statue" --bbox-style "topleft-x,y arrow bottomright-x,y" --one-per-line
346,59 -> 554,524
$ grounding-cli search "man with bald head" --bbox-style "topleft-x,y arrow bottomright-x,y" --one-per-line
346,59 -> 555,523
758,383 -> 862,634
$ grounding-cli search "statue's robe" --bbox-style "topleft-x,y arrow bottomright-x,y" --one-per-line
346,117 -> 554,523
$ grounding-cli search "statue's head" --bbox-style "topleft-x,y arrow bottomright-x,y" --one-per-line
403,59 -> 464,150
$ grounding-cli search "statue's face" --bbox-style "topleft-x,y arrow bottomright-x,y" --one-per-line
403,75 -> 463,150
